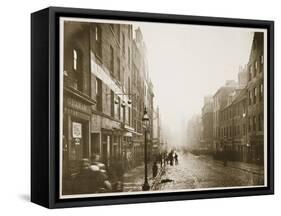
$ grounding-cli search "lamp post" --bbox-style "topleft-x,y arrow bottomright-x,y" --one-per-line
142,107 -> 150,191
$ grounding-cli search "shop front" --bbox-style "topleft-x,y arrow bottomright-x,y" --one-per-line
63,92 -> 94,177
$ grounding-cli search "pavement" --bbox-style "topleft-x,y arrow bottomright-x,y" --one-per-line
122,162 -> 164,192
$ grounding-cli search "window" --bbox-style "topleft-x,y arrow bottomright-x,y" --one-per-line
258,114 -> 263,131
128,107 -> 131,126
118,97 -> 121,120
260,55 -> 264,65
123,105 -> 126,123
128,77 -> 131,94
248,64 -> 252,81
110,90 -> 114,118
73,49 -> 78,71
251,65 -> 254,77
251,61 -> 257,77
253,116 -> 256,131
255,60 -> 258,70
122,33 -> 125,55
96,78 -> 103,112
260,83 -> 263,101
248,117 -> 251,132
254,87 -> 257,104
95,26 -> 99,41
128,47 -> 131,68
117,58 -> 120,81
110,46 -> 114,75
248,90 -> 252,105
95,26 -> 102,58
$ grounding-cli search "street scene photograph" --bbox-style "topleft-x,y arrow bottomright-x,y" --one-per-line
60,17 -> 267,198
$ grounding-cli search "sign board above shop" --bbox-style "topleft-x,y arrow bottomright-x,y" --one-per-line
72,122 -> 82,138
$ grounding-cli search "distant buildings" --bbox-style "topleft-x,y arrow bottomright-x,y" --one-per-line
186,115 -> 203,150
199,32 -> 264,164
63,21 -> 161,177
212,80 -> 237,153
201,96 -> 214,152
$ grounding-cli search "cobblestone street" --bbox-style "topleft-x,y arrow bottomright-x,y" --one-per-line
158,153 -> 264,191
122,153 -> 264,192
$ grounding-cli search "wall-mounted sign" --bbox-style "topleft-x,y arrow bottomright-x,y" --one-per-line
72,122 -> 82,138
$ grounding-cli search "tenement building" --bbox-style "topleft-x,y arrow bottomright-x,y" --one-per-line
206,32 -> 264,164
63,21 -> 157,178
217,67 -> 248,161
63,22 -> 96,177
212,80 -> 237,154
246,32 -> 264,164
201,96 -> 214,152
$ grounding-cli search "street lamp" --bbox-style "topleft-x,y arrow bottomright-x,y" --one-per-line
142,107 -> 150,191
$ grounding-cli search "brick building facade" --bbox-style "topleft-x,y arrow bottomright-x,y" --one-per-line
246,32 -> 264,164
201,32 -> 264,164
63,21 -> 157,179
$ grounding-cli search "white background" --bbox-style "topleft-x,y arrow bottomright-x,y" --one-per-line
0,0 -> 279,214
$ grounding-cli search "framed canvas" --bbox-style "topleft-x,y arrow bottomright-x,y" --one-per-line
31,7 -> 274,208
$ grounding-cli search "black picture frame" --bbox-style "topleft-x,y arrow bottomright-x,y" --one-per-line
31,6 -> 274,208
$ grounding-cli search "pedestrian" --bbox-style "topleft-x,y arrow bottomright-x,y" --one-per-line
152,161 -> 158,178
169,152 -> 174,166
72,158 -> 97,194
175,153 -> 178,165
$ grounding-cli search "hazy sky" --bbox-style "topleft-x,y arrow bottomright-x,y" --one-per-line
136,22 -> 254,147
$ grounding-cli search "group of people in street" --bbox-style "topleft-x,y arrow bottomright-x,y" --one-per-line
152,150 -> 179,177
71,154 -> 125,194
165,150 -> 179,166
69,151 -> 180,194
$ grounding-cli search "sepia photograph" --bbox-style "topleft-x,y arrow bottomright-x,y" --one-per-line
59,17 -> 267,199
